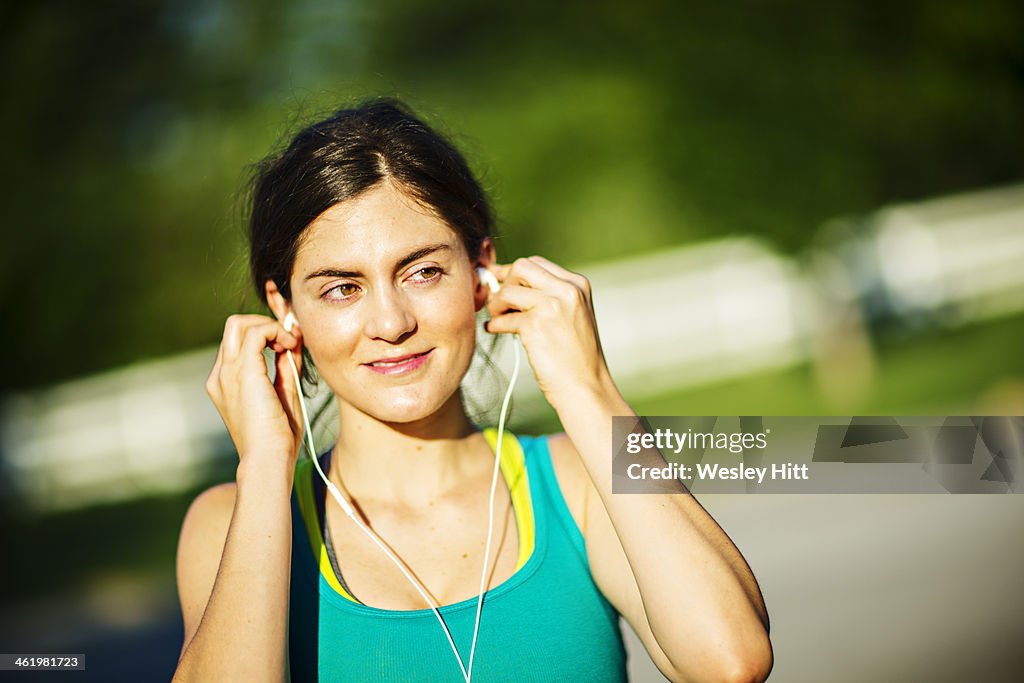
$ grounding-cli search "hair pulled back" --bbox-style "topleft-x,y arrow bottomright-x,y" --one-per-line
248,98 -> 494,303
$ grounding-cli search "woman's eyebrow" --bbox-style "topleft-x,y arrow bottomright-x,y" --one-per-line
304,243 -> 452,281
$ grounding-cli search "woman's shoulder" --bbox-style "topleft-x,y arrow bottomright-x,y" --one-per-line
528,432 -> 590,538
177,482 -> 238,582
181,482 -> 237,532
525,431 -> 579,472
175,482 -> 237,656
514,431 -> 574,463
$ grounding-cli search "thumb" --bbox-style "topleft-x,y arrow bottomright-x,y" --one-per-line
274,347 -> 305,437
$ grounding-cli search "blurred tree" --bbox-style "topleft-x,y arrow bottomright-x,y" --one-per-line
2,0 -> 1022,390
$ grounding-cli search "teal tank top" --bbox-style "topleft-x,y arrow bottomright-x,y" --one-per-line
287,431 -> 628,682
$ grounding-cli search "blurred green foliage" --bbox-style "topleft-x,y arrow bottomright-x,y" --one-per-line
2,0 -> 1023,391
4,313 -> 1022,605
518,313 -> 1024,435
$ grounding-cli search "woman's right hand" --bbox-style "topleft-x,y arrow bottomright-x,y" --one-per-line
205,314 -> 305,475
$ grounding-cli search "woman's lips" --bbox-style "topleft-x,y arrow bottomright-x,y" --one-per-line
363,349 -> 433,376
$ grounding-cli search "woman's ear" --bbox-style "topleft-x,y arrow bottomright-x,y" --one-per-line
476,237 -> 497,270
264,279 -> 292,326
473,238 -> 498,312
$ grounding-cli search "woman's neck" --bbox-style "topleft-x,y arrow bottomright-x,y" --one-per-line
328,392 -> 490,507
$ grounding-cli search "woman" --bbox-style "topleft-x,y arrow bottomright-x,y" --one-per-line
172,98 -> 772,682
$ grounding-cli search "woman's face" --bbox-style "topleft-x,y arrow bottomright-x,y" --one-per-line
284,181 -> 486,424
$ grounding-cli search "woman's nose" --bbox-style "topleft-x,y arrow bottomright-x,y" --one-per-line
363,285 -> 417,342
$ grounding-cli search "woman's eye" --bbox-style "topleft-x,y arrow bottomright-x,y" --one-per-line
409,266 -> 442,282
324,283 -> 360,300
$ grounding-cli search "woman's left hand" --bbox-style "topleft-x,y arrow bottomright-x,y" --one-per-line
484,256 -> 615,409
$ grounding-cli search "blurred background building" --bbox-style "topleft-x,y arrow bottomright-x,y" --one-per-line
2,1 -> 1023,680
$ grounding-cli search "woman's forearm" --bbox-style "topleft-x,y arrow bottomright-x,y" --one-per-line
173,460 -> 294,683
554,381 -> 771,682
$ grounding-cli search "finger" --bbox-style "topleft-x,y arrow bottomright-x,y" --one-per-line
268,314 -> 301,352
486,283 -> 548,318
223,315 -> 298,356
495,257 -> 576,296
274,343 -> 303,390
274,347 -> 304,431
525,255 -> 591,293
233,320 -> 300,365
209,315 -> 268,392
485,310 -> 528,335
489,262 -> 511,279
222,314 -> 278,352
206,343 -> 226,397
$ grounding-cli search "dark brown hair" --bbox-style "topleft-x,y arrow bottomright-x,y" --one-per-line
244,98 -> 505,419
248,97 -> 494,303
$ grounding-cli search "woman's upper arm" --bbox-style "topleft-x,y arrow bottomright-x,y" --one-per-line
175,482 -> 237,657
546,433 -> 682,680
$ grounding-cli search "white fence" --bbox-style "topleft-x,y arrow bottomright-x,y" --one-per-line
3,184 -> 1023,512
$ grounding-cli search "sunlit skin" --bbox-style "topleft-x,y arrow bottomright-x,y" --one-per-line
186,178 -> 773,683
285,182 -> 481,426
264,179 -> 502,508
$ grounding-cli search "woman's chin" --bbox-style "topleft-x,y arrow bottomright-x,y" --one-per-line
364,392 -> 450,425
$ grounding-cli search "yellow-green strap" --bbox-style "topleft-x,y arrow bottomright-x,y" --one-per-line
294,458 -> 356,600
482,427 -> 535,569
294,429 -> 534,603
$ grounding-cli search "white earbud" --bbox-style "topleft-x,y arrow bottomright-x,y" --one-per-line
283,311 -> 297,332
477,266 -> 500,294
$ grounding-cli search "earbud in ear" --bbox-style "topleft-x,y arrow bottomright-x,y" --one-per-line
283,312 -> 297,332
477,266 -> 500,295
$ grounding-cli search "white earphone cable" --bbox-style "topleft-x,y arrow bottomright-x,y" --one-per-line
284,348 -> 471,681
466,334 -> 520,681
282,317 -> 517,683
